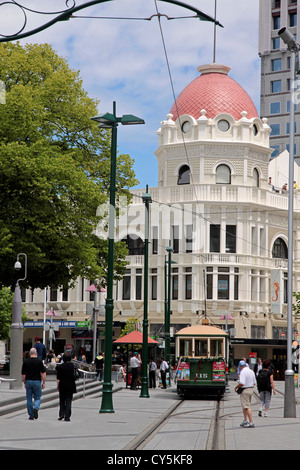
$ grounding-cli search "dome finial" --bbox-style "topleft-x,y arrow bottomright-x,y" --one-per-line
197,64 -> 231,75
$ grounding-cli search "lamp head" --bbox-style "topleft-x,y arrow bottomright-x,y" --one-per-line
14,260 -> 22,270
278,27 -> 298,50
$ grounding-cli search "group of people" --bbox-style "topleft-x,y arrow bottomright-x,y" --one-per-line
129,353 -> 169,390
21,340 -> 79,422
235,357 -> 276,428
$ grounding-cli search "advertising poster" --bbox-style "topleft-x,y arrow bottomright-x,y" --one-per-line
177,361 -> 190,381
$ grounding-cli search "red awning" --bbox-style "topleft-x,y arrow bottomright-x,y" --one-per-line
113,330 -> 158,344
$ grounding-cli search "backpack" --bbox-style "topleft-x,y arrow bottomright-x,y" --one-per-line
257,369 -> 270,391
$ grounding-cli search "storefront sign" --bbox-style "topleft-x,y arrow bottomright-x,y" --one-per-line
24,320 -> 77,328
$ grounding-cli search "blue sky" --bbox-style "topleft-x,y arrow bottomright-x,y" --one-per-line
11,0 -> 260,189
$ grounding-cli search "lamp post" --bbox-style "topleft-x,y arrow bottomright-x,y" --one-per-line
10,253 -> 27,389
278,27 -> 300,418
86,283 -> 98,362
92,101 -> 144,413
164,242 -> 173,370
140,185 -> 152,398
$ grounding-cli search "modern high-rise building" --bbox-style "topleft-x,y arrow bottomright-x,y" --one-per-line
259,0 -> 299,160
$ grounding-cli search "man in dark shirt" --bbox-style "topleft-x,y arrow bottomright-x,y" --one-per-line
21,347 -> 46,420
94,352 -> 104,382
56,353 -> 77,421
34,337 -> 46,361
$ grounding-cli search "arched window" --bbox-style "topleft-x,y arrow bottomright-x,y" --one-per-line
216,164 -> 231,184
272,237 -> 288,259
122,235 -> 145,255
178,165 -> 190,185
253,168 -> 259,187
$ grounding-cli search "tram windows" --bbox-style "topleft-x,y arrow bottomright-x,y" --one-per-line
180,339 -> 192,357
195,339 -> 208,357
210,339 -> 223,357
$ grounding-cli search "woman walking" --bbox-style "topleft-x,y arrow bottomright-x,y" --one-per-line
257,359 -> 276,417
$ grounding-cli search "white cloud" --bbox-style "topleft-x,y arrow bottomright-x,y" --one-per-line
2,0 -> 261,188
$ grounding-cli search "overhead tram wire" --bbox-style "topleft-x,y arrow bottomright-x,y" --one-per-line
153,0 -> 200,202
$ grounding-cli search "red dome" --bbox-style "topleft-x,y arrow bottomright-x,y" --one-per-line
170,64 -> 258,121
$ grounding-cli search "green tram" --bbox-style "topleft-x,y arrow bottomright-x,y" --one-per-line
175,321 -> 229,397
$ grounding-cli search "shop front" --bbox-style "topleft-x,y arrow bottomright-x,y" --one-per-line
230,337 -> 287,380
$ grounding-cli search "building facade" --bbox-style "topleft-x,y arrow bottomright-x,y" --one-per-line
21,62 -> 300,376
259,0 -> 300,161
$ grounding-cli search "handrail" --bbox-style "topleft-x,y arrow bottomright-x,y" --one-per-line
78,369 -> 97,398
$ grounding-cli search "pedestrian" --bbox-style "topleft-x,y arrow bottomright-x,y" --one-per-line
34,337 -> 47,361
149,358 -> 157,388
21,347 -> 46,420
119,363 -> 126,382
160,357 -> 168,389
257,359 -> 276,417
235,360 -> 256,428
130,352 -> 141,390
237,357 -> 249,376
94,352 -> 104,382
254,357 -> 262,376
45,349 -> 56,370
56,353 -> 77,421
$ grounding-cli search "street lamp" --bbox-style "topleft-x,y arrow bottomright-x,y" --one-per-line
278,26 -> 300,418
92,101 -> 144,413
10,253 -> 27,389
164,242 -> 173,370
86,283 -> 98,363
140,185 -> 152,398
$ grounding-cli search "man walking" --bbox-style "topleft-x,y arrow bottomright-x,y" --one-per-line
34,337 -> 46,361
56,353 -> 77,421
235,360 -> 256,428
21,347 -> 46,420
94,352 -> 104,382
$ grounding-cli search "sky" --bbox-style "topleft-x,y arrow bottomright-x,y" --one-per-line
2,0 -> 261,189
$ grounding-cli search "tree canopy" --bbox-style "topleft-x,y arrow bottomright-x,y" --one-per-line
0,42 -> 138,289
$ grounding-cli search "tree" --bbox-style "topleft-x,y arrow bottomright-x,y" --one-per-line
0,287 -> 28,340
0,42 -> 138,289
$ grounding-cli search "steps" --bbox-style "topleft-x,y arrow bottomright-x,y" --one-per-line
0,379 -> 122,417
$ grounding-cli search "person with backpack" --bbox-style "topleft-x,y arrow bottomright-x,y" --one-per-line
257,359 -> 276,417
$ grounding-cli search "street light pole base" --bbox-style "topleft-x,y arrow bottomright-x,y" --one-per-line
284,370 -> 296,418
140,378 -> 150,398
99,382 -> 114,413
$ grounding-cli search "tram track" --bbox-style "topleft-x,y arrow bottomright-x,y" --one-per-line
125,384 -> 292,451
123,399 -> 184,450
124,395 -> 226,451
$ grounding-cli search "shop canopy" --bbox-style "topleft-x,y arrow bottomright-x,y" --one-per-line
113,330 -> 158,345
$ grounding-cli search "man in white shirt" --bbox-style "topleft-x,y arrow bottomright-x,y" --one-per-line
149,359 -> 157,388
130,352 -> 141,390
160,357 -> 168,389
235,360 -> 256,428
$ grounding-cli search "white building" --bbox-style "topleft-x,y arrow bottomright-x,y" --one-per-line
259,0 -> 300,160
23,63 -> 300,376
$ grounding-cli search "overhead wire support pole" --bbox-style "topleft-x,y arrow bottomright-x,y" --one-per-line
278,26 -> 300,418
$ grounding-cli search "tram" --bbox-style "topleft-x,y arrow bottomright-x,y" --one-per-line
175,320 -> 229,397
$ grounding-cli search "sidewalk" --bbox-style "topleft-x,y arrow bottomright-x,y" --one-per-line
224,380 -> 300,450
0,376 -> 178,450
1,377 -> 300,451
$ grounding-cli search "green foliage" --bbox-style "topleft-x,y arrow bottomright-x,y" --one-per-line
0,42 -> 138,289
293,292 -> 300,316
120,317 -> 139,338
0,288 -> 13,340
